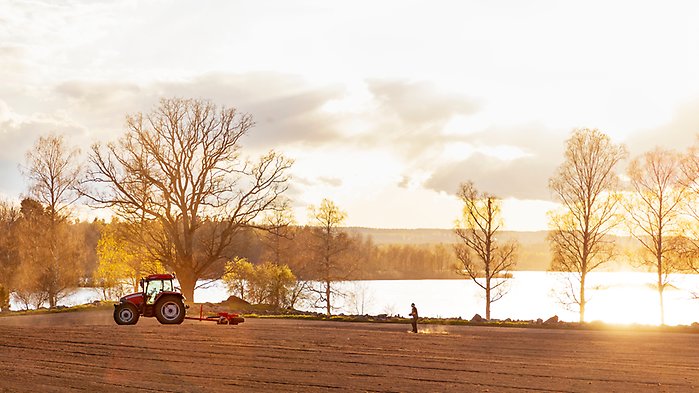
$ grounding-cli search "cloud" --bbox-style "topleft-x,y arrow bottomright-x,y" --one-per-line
55,80 -> 142,106
426,152 -> 555,200
0,100 -> 88,197
152,73 -> 346,149
53,81 -> 145,131
47,75 -> 482,162
349,80 -> 480,156
423,125 -> 566,200
626,100 -> 699,156
317,177 -> 343,187
51,72 -> 347,150
0,101 -> 87,161
369,79 -> 478,126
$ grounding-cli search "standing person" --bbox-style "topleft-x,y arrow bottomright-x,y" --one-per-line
409,303 -> 418,333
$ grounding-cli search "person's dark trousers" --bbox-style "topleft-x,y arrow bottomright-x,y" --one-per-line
411,319 -> 417,333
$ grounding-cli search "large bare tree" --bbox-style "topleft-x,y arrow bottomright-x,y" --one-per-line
307,198 -> 352,316
453,181 -> 517,321
86,98 -> 292,300
624,148 -> 687,325
548,128 -> 627,322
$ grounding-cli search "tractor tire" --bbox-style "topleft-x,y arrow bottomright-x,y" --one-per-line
114,303 -> 140,325
154,296 -> 186,325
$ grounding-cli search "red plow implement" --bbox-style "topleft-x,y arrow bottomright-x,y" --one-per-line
185,304 -> 245,325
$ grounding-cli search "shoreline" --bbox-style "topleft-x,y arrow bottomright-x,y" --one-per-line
3,301 -> 699,334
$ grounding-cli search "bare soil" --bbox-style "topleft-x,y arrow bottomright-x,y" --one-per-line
1,310 -> 698,392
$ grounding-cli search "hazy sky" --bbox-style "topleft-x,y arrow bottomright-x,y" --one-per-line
2,1 -> 699,230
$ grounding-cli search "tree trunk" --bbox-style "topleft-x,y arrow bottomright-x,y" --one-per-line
0,286 -> 9,312
48,293 -> 57,309
579,273 -> 586,323
658,268 -> 665,325
177,268 -> 196,302
485,285 -> 491,321
325,280 -> 331,316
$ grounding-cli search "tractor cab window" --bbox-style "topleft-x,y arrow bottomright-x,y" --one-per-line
145,280 -> 163,304
145,279 -> 174,304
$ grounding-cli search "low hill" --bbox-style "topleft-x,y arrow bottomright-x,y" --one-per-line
344,227 -> 548,245
344,227 -> 642,273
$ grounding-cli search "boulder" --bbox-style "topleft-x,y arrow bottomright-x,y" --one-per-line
544,315 -> 559,324
471,313 -> 485,322
221,295 -> 250,307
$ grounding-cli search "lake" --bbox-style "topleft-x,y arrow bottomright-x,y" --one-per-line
10,271 -> 699,326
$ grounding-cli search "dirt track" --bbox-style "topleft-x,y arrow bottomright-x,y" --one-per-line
0,310 -> 698,392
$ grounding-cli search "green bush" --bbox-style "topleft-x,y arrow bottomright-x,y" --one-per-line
223,258 -> 296,308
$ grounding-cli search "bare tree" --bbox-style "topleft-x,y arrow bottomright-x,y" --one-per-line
624,148 -> 687,325
20,135 -> 83,308
453,181 -> 517,320
86,98 -> 292,300
347,282 -> 373,315
260,200 -> 296,266
23,134 -> 82,224
307,199 -> 352,316
548,128 -> 627,322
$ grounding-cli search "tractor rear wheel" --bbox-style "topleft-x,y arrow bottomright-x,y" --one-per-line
114,303 -> 140,325
154,296 -> 185,324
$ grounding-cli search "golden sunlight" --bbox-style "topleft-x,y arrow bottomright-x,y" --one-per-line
582,273 -> 699,326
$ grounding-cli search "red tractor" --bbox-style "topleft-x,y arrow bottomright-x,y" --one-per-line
113,273 -> 186,325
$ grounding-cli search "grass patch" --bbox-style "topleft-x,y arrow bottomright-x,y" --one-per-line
3,301 -> 699,334
0,302 -> 112,317
241,313 -> 699,333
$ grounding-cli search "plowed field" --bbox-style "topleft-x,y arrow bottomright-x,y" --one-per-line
1,310 -> 698,392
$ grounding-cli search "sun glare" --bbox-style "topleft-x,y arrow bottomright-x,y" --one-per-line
585,284 -> 661,325
581,272 -> 699,326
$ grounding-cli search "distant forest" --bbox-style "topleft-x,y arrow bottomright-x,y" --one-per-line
28,222 -> 640,285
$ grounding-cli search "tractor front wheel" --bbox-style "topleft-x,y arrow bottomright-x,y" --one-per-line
114,303 -> 140,325
154,296 -> 185,325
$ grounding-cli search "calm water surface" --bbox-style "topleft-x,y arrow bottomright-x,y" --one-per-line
11,271 -> 699,326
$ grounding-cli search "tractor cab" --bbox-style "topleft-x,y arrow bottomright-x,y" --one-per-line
141,274 -> 176,304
